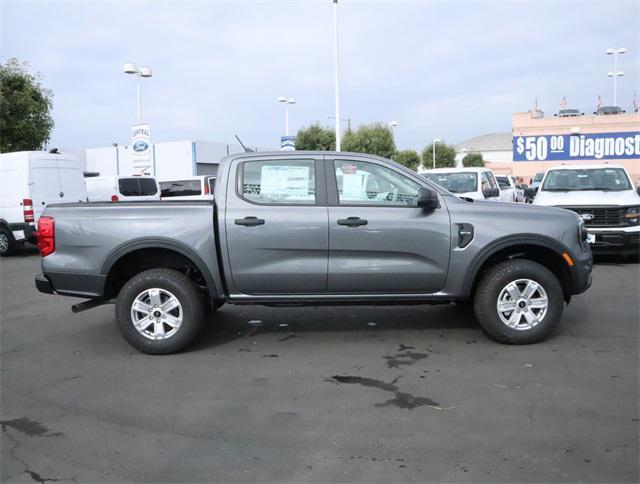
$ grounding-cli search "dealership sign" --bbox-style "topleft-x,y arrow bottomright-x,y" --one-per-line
513,131 -> 640,162
280,136 -> 296,151
130,123 -> 152,175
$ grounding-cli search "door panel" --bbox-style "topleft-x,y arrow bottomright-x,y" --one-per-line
225,158 -> 328,295
327,159 -> 451,294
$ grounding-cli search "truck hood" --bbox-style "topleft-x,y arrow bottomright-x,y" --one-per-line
533,189 -> 640,207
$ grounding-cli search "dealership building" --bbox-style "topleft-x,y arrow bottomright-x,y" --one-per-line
456,110 -> 640,183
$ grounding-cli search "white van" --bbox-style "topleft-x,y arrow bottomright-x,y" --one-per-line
420,167 -> 501,201
159,176 -> 216,201
0,151 -> 87,256
533,164 -> 640,255
85,176 -> 160,202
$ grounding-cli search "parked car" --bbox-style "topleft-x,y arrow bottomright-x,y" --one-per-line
159,176 -> 216,201
85,176 -> 160,202
36,151 -> 592,354
594,106 -> 624,116
495,175 -> 517,202
525,171 -> 545,202
533,164 -> 640,255
420,167 -> 501,201
0,151 -> 87,256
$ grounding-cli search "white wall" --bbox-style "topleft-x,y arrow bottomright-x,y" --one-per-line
154,141 -> 194,179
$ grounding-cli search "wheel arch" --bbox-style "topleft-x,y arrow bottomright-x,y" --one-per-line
100,238 -> 220,300
464,235 -> 576,302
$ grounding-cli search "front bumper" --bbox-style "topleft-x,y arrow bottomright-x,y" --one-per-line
570,248 -> 593,296
586,226 -> 640,255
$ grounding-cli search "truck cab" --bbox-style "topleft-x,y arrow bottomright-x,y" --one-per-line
419,167 -> 501,201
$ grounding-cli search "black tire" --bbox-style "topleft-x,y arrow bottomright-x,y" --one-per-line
473,259 -> 564,344
0,227 -> 17,257
116,268 -> 206,354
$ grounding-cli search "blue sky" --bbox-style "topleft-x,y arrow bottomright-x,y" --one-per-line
2,0 -> 638,151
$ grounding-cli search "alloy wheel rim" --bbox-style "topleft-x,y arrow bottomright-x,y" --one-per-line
496,278 -> 548,331
0,233 -> 8,252
130,288 -> 183,340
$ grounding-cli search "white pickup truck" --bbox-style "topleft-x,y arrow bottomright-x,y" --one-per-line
533,164 -> 640,256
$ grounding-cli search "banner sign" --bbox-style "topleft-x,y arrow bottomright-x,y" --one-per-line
280,135 -> 296,151
513,131 -> 640,162
130,123 -> 152,175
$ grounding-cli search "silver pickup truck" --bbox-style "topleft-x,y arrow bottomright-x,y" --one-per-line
35,151 -> 593,354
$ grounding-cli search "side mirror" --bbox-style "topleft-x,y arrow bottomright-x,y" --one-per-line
491,187 -> 500,198
417,187 -> 438,209
636,186 -> 640,196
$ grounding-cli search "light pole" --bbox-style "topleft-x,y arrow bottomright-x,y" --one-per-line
606,47 -> 626,106
328,115 -> 351,132
332,0 -> 342,151
432,138 -> 440,169
277,96 -> 296,136
123,63 -> 152,123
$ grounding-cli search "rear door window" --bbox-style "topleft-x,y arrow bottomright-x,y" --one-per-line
118,178 -> 158,196
160,180 -> 202,197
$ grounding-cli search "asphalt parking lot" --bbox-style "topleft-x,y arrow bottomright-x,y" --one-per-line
1,248 -> 638,483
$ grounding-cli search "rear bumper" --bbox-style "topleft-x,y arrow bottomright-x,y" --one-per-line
35,273 -> 54,294
35,271 -> 106,298
8,223 -> 37,243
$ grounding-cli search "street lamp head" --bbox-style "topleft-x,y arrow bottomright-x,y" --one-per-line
277,96 -> 287,103
606,48 -> 615,55
433,138 -> 441,143
287,97 -> 296,104
388,121 -> 398,128
618,48 -> 627,54
139,66 -> 152,78
617,71 -> 624,76
123,62 -> 138,74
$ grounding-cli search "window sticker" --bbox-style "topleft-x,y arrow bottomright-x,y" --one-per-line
260,165 -> 310,197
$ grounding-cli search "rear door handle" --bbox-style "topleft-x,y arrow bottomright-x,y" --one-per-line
234,216 -> 265,226
337,217 -> 368,227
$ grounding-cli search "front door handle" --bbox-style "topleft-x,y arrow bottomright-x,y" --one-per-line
337,217 -> 368,227
234,216 -> 265,226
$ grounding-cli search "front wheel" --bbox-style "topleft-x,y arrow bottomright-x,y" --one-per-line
116,268 -> 206,354
473,260 -> 564,344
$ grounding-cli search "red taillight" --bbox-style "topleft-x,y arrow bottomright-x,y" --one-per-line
111,194 -> 119,202
204,182 -> 210,195
23,198 -> 34,223
37,216 -> 55,257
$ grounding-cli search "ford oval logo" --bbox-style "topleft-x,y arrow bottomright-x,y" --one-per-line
580,213 -> 595,221
133,140 -> 149,153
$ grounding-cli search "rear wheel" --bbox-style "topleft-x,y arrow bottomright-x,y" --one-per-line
473,260 -> 564,344
116,268 -> 206,354
0,227 -> 17,257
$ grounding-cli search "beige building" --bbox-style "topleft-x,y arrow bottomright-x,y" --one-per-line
456,110 -> 640,184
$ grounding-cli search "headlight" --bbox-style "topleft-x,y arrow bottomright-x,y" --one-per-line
624,206 -> 640,224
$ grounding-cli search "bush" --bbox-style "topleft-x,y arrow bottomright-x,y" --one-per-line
342,122 -> 396,159
421,142 -> 456,169
394,149 -> 421,170
462,152 -> 484,167
295,123 -> 335,151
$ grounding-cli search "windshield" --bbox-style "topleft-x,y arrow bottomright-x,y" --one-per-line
423,172 -> 477,193
495,176 -> 511,189
541,168 -> 632,192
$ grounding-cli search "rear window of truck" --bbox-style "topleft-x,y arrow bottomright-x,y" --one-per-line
119,178 -> 158,196
160,180 -> 202,197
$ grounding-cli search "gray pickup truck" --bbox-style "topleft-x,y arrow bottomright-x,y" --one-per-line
35,151 -> 593,354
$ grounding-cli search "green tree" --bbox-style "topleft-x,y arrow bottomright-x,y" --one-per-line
295,123 -> 335,151
394,149 -> 421,170
0,58 -> 54,152
342,122 -> 396,159
422,141 -> 456,169
462,152 -> 484,167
